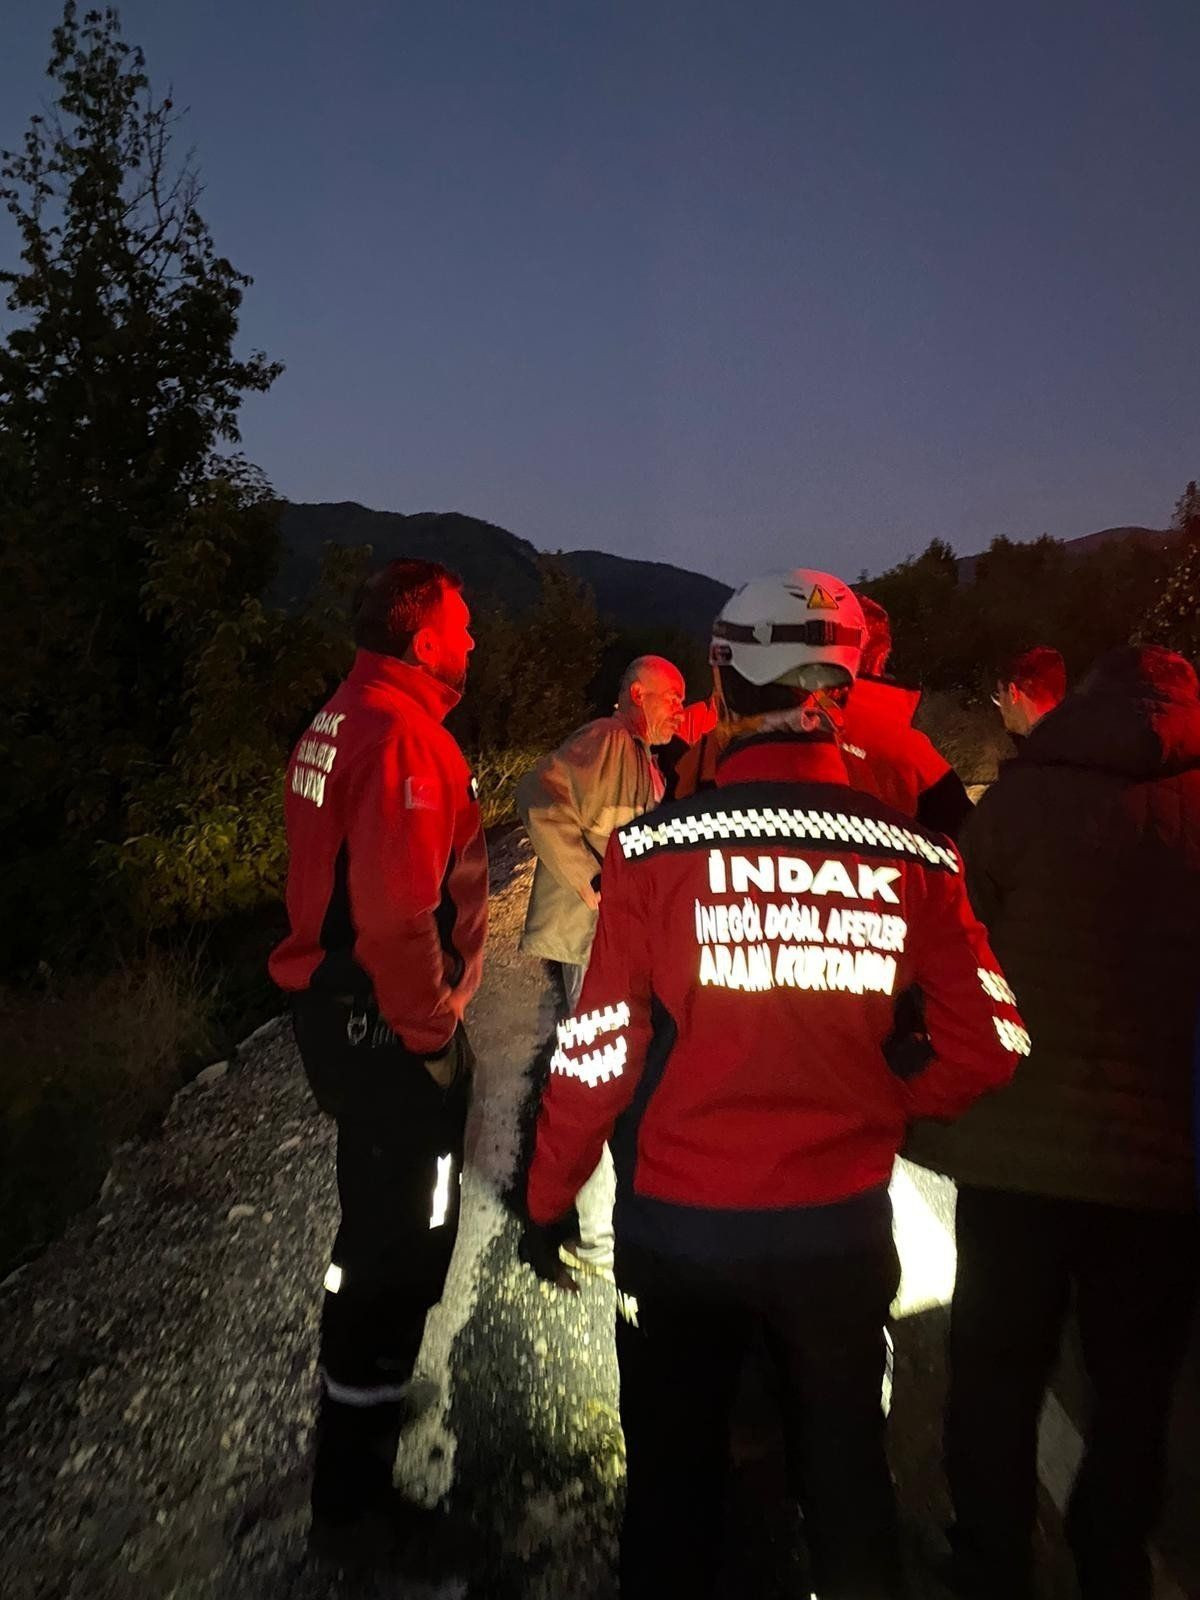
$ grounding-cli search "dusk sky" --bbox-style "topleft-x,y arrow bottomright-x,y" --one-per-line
3,1 -> 1199,584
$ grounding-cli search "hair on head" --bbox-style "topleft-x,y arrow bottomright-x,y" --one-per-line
354,559 -> 462,657
857,595 -> 892,677
1001,645 -> 1066,708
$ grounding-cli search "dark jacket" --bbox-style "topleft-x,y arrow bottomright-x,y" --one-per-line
269,652 -> 488,1055
528,736 -> 1024,1262
909,647 -> 1200,1212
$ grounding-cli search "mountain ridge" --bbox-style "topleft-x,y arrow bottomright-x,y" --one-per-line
277,501 -> 1179,637
277,501 -> 732,638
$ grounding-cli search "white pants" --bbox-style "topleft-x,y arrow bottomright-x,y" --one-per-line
559,961 -> 616,1268
573,1144 -> 616,1267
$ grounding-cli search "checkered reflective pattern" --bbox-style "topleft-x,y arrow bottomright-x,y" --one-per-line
557,1002 -> 631,1051
552,1002 -> 631,1088
993,1016 -> 1032,1056
550,1036 -> 627,1088
618,806 -> 959,872
978,967 -> 1017,1006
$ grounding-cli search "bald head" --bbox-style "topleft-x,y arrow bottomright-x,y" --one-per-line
619,655 -> 686,745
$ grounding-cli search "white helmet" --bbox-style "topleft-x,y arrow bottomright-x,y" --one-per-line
710,569 -> 865,688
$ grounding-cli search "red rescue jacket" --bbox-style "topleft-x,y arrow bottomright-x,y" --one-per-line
528,736 -> 1025,1259
841,676 -> 972,835
677,698 -> 719,745
269,652 -> 488,1055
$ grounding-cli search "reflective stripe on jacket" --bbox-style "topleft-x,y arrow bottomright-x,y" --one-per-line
527,736 -> 1024,1259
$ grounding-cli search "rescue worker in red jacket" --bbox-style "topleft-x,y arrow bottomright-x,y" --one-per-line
269,559 -> 487,1556
522,569 -> 1027,1600
840,595 -> 973,837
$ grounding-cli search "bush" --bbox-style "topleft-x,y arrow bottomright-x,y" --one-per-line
472,745 -> 543,830
452,557 -> 609,756
0,951 -> 218,1273
1135,482 -> 1200,664
915,692 -> 1013,787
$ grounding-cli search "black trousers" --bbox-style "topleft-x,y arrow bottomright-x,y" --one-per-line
946,1185 -> 1199,1600
615,1237 -> 904,1600
292,995 -> 470,1521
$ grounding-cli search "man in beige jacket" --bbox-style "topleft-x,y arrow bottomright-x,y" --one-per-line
517,655 -> 685,1271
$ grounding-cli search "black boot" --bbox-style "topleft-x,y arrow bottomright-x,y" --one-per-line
308,1385 -> 448,1568
311,1392 -> 402,1522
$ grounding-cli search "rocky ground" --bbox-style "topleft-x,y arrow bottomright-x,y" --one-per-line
0,831 -> 1191,1599
0,833 -> 619,1600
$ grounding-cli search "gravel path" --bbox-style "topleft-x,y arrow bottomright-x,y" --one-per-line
3,829 -> 1185,1599
0,833 -> 621,1600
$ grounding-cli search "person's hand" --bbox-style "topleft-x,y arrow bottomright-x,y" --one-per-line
579,881 -> 601,912
423,1035 -> 459,1088
518,1219 -> 579,1293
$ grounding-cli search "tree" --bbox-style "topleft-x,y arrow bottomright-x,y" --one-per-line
452,556 -> 609,755
859,538 -> 967,688
445,557 -> 609,826
1135,481 -> 1200,664
0,5 -> 352,964
1172,479 -> 1200,542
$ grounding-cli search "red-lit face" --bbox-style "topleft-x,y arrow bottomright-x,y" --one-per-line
632,663 -> 686,744
993,681 -> 1039,737
413,586 -> 475,691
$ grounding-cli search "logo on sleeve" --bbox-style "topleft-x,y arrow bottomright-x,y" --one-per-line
405,776 -> 440,811
290,715 -> 344,809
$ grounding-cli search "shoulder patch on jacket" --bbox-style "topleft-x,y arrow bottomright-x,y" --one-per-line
405,775 -> 440,811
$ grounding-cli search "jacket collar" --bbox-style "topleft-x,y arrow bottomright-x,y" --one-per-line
614,703 -> 652,746
715,734 -> 851,789
849,675 -> 921,726
347,650 -> 461,724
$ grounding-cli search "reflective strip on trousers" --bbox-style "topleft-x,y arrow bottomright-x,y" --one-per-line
319,1367 -> 418,1408
430,1153 -> 454,1228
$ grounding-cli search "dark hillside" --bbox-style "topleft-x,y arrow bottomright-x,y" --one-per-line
560,548 -> 731,637
277,501 -> 729,637
277,502 -> 544,611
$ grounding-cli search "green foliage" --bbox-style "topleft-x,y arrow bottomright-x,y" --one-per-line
859,539 -> 965,688
452,555 -> 610,758
0,5 -> 360,965
111,529 -> 364,927
470,745 -> 545,830
1172,479 -> 1200,541
1135,481 -> 1200,663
